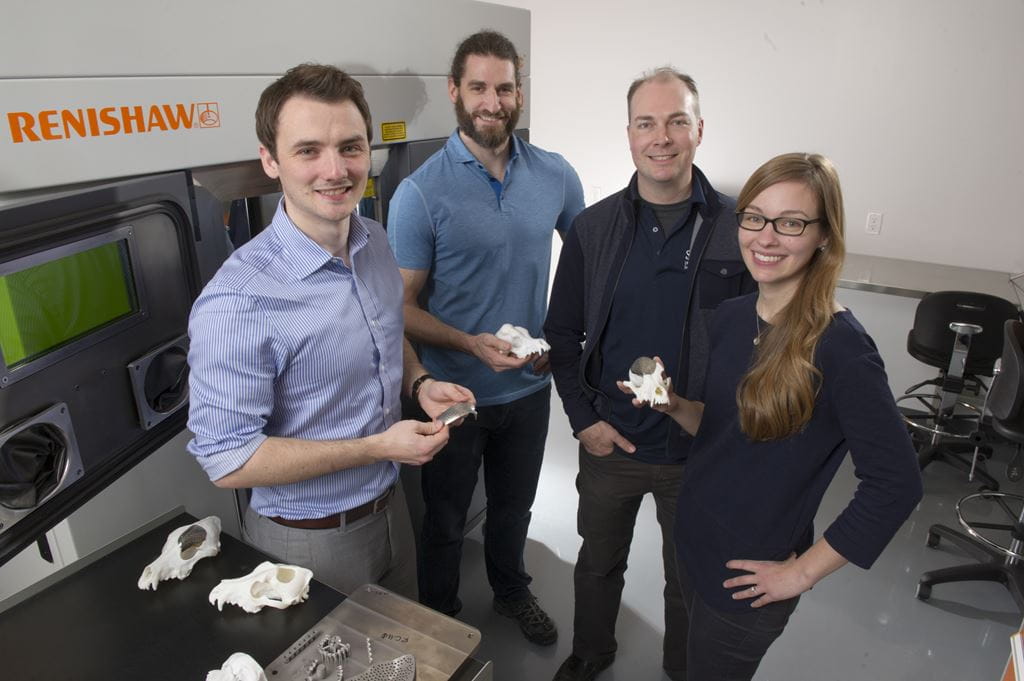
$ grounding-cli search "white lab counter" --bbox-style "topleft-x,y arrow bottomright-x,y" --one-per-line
840,252 -> 1018,301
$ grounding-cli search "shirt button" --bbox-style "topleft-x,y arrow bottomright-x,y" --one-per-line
720,268 -> 728,275
652,226 -> 659,233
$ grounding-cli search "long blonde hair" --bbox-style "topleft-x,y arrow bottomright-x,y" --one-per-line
736,153 -> 846,441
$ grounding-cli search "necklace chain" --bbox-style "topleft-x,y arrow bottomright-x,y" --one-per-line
754,301 -> 773,347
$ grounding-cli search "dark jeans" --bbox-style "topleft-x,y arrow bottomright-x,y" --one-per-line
573,448 -> 687,677
677,562 -> 799,681
418,384 -> 551,613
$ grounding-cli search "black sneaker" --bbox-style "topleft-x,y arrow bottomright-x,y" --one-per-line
493,595 -> 558,646
552,654 -> 614,681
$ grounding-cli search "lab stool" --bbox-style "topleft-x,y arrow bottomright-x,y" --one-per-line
916,491 -> 1024,613
898,321 -> 999,490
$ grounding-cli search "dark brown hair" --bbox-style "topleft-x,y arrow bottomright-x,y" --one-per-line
255,63 -> 372,159
450,30 -> 522,86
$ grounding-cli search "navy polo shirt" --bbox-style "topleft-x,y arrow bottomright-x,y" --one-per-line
598,180 -> 710,462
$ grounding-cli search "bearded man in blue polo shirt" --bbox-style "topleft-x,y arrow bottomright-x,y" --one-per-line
387,30 -> 584,645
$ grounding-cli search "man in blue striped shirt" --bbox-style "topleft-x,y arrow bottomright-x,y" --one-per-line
187,64 -> 473,599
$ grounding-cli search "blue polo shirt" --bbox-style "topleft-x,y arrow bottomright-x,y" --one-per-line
387,130 -> 584,406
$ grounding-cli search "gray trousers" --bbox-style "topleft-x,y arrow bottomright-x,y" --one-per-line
242,480 -> 418,599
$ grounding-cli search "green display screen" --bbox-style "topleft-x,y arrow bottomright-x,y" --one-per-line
0,240 -> 137,367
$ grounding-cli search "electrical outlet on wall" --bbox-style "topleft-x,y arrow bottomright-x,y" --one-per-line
865,211 -> 883,235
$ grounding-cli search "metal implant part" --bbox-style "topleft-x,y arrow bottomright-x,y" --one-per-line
177,525 -> 207,560
630,356 -> 658,376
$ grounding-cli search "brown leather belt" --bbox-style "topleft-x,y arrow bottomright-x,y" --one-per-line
269,485 -> 395,529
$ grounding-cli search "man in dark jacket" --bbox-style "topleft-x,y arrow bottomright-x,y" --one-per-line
544,68 -> 756,681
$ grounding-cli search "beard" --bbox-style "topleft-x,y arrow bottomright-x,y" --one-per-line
455,94 -> 520,149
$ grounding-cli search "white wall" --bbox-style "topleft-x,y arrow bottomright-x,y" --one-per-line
501,0 -> 1024,274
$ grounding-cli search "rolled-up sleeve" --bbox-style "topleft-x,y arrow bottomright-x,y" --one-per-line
186,286 -> 283,481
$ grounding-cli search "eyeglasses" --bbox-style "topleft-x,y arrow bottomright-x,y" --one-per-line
735,212 -> 823,237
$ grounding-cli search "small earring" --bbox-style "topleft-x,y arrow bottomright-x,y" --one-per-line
817,245 -> 826,252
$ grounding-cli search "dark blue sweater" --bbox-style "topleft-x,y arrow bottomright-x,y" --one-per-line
675,293 -> 923,612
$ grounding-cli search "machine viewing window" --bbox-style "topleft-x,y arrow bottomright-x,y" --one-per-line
0,234 -> 139,372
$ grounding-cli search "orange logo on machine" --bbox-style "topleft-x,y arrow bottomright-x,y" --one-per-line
5,102 -> 222,143
196,102 -> 220,129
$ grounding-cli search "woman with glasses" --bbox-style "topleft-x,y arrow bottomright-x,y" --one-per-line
621,153 -> 923,680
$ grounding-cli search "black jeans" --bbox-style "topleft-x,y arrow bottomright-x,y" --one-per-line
418,384 -> 551,613
572,448 -> 686,677
677,562 -> 799,681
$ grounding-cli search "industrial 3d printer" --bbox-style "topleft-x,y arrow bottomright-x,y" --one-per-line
0,2 -> 530,678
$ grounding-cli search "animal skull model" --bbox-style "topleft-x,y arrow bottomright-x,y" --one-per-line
627,356 -> 671,406
209,561 -> 313,614
138,515 -> 222,591
495,323 -> 550,358
206,652 -> 267,681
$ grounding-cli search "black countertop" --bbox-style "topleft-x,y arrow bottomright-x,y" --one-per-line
0,510 -> 344,680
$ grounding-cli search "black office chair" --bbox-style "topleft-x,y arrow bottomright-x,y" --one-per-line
916,320 -> 1024,612
898,291 -> 1020,490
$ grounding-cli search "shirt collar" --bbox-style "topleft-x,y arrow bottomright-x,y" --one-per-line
689,172 -> 707,207
626,165 -> 708,211
446,128 -> 521,169
270,199 -> 370,280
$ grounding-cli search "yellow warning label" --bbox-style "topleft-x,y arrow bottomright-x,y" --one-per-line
363,177 -> 376,199
381,121 -> 407,142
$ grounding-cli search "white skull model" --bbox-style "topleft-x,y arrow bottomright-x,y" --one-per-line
496,323 -> 550,358
209,561 -> 313,614
137,515 -> 222,591
206,652 -> 267,681
627,356 -> 671,406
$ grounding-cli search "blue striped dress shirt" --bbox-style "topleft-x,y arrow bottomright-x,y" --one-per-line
187,201 -> 403,519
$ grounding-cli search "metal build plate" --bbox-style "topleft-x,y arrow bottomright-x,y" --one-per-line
265,584 -> 481,681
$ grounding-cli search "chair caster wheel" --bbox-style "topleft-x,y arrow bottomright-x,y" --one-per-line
916,583 -> 931,600
926,531 -> 941,548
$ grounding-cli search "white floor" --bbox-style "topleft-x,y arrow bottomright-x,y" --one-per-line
452,395 -> 1021,681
